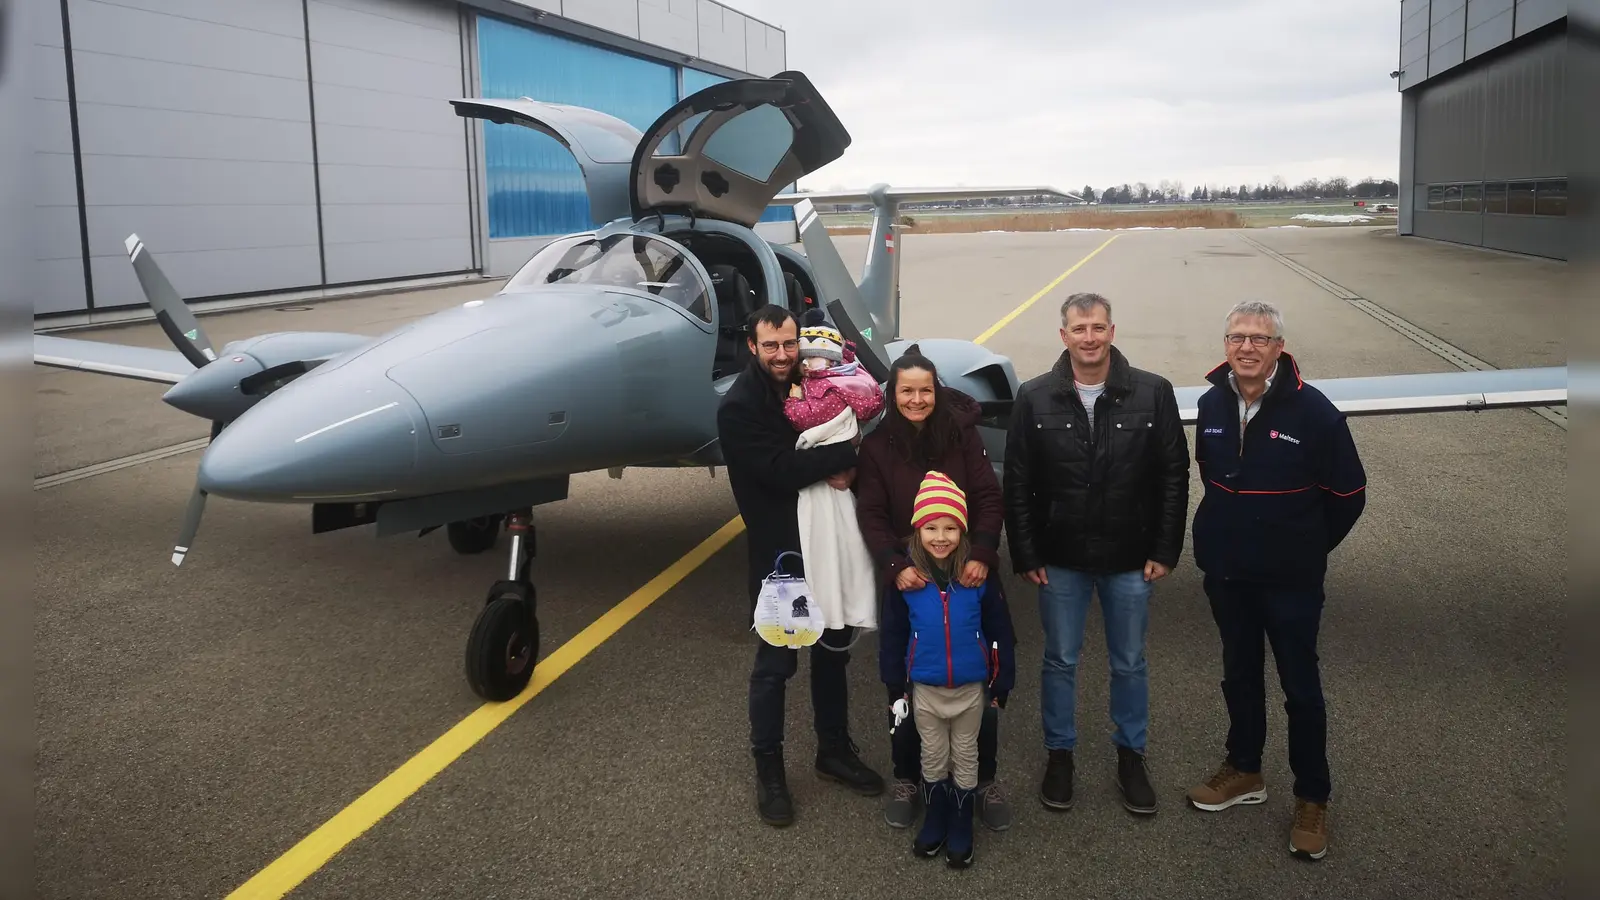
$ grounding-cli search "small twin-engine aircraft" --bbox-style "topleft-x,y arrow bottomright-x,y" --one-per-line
33,71 -> 1567,703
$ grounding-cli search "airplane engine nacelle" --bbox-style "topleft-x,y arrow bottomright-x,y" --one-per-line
882,338 -> 1020,403
160,331 -> 372,422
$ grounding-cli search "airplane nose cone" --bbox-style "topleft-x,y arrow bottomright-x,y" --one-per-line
197,384 -> 421,501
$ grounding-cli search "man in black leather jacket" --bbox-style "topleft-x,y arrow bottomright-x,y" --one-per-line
1002,292 -> 1190,816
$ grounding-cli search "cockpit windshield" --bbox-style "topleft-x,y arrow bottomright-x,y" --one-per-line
505,232 -> 713,324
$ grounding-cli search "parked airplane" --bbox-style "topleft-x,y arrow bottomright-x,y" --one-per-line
34,71 -> 1567,703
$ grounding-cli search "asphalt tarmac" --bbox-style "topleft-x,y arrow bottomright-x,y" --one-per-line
34,225 -> 1565,899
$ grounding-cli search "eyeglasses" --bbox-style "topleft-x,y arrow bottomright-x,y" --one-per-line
1225,333 -> 1279,348
758,340 -> 799,353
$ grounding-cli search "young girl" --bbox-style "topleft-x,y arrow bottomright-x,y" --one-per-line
879,472 -> 1016,868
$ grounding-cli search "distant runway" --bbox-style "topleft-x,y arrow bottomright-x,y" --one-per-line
34,225 -> 1564,899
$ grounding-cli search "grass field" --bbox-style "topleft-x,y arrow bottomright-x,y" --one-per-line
819,198 -> 1398,234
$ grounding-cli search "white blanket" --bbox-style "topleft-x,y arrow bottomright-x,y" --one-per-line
796,406 -> 878,633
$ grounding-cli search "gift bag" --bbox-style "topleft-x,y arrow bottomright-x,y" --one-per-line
752,551 -> 825,649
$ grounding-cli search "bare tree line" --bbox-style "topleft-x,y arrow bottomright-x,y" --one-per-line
1083,177 -> 1399,204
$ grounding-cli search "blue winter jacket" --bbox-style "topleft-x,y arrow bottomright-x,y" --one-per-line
879,572 -> 1017,706
1192,352 -> 1368,586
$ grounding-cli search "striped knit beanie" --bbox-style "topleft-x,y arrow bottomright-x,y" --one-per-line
912,471 -> 967,531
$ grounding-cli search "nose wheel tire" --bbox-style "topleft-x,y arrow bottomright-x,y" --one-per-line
465,581 -> 539,702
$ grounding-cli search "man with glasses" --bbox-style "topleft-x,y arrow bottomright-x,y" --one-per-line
1186,300 -> 1367,862
717,303 -> 885,828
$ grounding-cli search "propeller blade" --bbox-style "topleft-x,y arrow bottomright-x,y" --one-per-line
125,233 -> 216,369
172,483 -> 208,567
172,419 -> 224,567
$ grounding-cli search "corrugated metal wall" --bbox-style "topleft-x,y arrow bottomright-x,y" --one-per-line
306,0 -> 475,284
1408,25 -> 1566,259
33,2 -> 89,314
53,0 -> 325,314
33,0 -> 787,317
1398,0 -> 1567,90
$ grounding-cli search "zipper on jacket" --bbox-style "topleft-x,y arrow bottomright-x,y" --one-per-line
941,589 -> 953,687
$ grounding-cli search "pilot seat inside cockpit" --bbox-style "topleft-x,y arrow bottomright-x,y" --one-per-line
710,263 -> 758,378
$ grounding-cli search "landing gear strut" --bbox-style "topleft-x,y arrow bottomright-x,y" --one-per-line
464,509 -> 539,702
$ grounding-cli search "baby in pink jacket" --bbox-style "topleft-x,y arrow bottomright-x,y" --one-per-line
784,310 -> 885,431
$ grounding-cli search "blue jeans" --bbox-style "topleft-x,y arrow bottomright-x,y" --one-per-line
1038,566 -> 1152,752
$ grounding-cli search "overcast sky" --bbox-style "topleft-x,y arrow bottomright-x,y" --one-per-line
728,0 -> 1404,194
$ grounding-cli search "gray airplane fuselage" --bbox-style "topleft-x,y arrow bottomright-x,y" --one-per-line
194,282 -> 722,504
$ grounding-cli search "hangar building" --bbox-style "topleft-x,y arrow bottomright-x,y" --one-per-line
1396,0 -> 1567,259
31,0 -> 793,321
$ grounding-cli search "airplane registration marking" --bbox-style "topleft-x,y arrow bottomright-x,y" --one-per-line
292,402 -> 401,444
225,237 -> 1122,899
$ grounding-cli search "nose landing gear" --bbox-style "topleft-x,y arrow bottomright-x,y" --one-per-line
464,509 -> 539,702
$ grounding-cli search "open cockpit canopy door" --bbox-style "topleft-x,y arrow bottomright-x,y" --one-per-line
631,71 -> 851,228
449,97 -> 645,225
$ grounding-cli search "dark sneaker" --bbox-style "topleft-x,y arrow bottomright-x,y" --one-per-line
885,778 -> 920,828
945,785 -> 976,869
1117,746 -> 1157,815
976,779 -> 1012,831
913,779 -> 950,857
1186,760 -> 1267,812
753,748 -> 793,826
1040,748 -> 1075,810
816,738 -> 885,796
1290,798 -> 1330,860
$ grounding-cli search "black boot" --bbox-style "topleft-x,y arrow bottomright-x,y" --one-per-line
1040,748 -> 1075,810
912,779 -> 950,857
945,783 -> 976,869
1117,745 -> 1157,815
753,747 -> 794,826
816,737 -> 886,796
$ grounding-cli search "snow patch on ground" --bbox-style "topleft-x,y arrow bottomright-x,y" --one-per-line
1291,213 -> 1375,223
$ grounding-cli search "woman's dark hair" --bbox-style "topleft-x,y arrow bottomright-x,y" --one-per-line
882,344 -> 960,466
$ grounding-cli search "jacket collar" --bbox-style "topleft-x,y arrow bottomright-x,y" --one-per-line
1205,351 -> 1304,400
1051,344 -> 1133,395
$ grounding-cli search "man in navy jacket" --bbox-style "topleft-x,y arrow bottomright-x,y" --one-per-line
1184,300 -> 1366,863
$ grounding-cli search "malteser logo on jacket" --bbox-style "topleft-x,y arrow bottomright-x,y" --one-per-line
1270,429 -> 1301,445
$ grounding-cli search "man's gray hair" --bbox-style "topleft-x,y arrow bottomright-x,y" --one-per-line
1224,300 -> 1284,337
1061,292 -> 1112,325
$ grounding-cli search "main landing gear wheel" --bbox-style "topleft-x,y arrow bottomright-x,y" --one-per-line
447,515 -> 501,555
464,510 -> 539,702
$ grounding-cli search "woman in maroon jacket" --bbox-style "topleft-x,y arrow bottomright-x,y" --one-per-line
856,345 -> 1010,832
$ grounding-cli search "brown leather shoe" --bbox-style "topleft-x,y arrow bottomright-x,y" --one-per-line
1186,761 -> 1267,811
1290,798 -> 1329,860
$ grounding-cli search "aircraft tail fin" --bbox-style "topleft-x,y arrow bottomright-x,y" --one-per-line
792,198 -> 892,380
775,186 -> 1079,348
125,233 -> 217,369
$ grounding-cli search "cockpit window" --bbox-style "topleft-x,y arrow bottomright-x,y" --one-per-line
506,232 -> 713,324
702,104 -> 794,182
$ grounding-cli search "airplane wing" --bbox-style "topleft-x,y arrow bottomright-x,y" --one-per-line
34,334 -> 196,385
971,364 -> 1566,480
1171,366 -> 1567,423
770,186 -> 1083,205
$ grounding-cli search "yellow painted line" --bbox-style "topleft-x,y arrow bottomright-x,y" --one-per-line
972,233 -> 1120,346
227,517 -> 745,899
227,235 -> 1115,899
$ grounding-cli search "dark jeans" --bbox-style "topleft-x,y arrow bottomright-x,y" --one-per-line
1203,573 -> 1330,803
889,693 -> 999,785
750,629 -> 854,754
